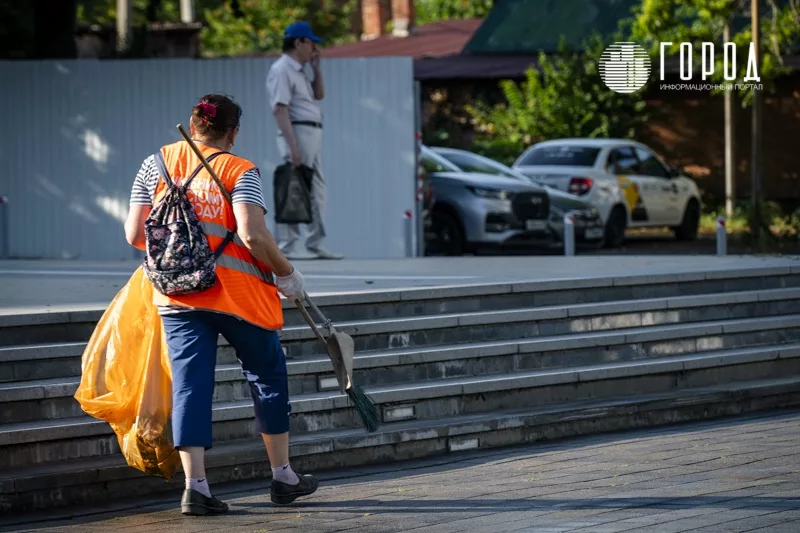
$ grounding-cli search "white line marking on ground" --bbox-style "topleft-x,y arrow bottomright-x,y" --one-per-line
0,270 -> 132,276
0,269 -> 477,281
309,275 -> 477,280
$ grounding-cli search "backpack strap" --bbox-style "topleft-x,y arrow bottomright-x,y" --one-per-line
155,149 -> 237,259
153,152 -> 174,188
182,152 -> 227,194
153,151 -> 230,203
213,230 -> 236,259
183,151 -> 237,259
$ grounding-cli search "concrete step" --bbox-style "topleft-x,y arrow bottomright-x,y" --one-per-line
3,266 -> 799,347
2,340 -> 799,470
3,374 -> 799,516
3,313 -> 800,425
4,286 -> 800,383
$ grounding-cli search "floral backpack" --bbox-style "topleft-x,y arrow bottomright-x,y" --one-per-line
142,151 -> 235,297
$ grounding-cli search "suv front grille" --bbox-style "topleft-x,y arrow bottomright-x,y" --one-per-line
512,192 -> 549,220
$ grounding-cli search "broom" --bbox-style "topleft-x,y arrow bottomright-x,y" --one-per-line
295,294 -> 380,432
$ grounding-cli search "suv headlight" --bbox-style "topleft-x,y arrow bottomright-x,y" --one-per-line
467,186 -> 510,200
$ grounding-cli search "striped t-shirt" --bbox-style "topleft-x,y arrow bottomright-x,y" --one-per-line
129,154 -> 267,211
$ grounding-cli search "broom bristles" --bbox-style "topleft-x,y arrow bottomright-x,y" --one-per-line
346,383 -> 380,432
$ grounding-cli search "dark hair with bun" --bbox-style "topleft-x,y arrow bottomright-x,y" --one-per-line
191,94 -> 243,139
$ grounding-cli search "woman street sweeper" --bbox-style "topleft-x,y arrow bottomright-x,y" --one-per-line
123,94 -> 318,515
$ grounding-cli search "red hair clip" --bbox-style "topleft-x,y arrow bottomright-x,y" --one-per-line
196,102 -> 217,121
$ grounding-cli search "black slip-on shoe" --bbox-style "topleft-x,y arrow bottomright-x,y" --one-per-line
181,488 -> 229,516
270,473 -> 320,505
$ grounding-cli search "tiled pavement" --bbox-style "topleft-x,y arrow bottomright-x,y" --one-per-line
3,411 -> 799,533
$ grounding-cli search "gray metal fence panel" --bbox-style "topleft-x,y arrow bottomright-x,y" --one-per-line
0,56 -> 415,260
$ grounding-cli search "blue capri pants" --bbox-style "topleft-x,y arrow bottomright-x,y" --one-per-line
161,310 -> 291,449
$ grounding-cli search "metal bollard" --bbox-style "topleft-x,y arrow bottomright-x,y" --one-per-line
0,196 -> 7,259
563,211 -> 575,256
716,216 -> 727,256
404,210 -> 414,257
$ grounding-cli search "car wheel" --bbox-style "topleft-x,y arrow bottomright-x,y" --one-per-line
603,206 -> 627,249
674,200 -> 700,241
425,210 -> 464,256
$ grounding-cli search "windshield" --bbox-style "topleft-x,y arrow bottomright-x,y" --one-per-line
518,145 -> 601,167
436,151 -> 521,179
420,148 -> 461,173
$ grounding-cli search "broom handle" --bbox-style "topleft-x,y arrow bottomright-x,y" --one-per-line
294,299 -> 328,346
304,292 -> 330,325
176,124 -> 233,205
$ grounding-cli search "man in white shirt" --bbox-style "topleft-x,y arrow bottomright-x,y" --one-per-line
266,21 -> 343,260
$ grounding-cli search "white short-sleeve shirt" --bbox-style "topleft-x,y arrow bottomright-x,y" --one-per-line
266,54 -> 322,123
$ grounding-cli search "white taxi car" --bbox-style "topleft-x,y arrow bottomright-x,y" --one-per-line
512,138 -> 702,248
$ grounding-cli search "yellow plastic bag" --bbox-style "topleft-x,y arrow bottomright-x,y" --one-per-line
74,266 -> 179,480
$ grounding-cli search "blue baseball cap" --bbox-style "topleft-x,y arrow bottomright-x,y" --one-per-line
284,21 -> 323,43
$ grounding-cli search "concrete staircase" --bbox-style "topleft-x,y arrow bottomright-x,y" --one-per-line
2,266 -> 800,516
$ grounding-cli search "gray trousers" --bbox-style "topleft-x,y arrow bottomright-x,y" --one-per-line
276,125 -> 326,251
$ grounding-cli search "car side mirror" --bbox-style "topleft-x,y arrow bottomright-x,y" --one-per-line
669,166 -> 683,178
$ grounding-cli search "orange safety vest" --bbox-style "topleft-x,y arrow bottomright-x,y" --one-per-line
151,140 -> 284,331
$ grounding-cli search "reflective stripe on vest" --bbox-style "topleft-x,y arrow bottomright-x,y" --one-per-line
198,221 -> 274,285
216,254 -> 274,284
199,220 -> 246,247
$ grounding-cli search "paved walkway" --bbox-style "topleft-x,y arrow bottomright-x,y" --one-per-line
3,411 -> 799,533
1,255 -> 798,310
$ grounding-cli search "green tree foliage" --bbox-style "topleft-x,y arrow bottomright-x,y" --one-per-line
465,35 -> 649,165
415,0 -> 494,25
630,0 -> 800,103
199,0 -> 356,57
75,0 -> 356,57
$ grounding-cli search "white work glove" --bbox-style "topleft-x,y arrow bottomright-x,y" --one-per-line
276,268 -> 305,302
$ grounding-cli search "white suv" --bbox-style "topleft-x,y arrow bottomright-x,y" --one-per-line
512,138 -> 702,248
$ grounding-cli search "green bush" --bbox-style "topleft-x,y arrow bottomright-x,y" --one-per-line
699,199 -> 800,239
469,138 -> 524,167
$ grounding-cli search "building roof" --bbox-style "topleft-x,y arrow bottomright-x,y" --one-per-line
463,0 -> 639,54
415,54 -> 539,80
322,19 -> 482,59
461,0 -> 797,55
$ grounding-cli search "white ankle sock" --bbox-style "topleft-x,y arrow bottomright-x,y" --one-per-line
187,477 -> 212,498
272,463 -> 300,485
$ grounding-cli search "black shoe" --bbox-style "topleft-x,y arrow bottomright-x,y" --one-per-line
270,473 -> 320,505
181,488 -> 229,516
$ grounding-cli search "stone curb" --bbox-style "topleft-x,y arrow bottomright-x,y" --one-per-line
2,266 -> 797,328
2,343 -> 797,448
